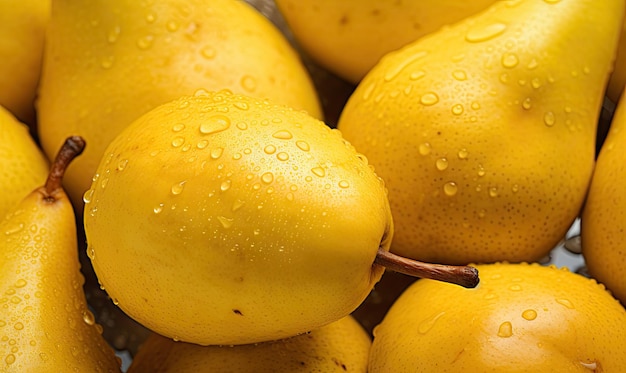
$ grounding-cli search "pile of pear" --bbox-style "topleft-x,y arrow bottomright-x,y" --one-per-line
1,0 -> 626,371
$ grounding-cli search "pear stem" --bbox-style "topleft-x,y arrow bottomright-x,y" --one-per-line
44,136 -> 86,198
375,248 -> 479,288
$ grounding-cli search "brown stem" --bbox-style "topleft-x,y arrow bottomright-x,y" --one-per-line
375,248 -> 479,288
44,136 -> 86,198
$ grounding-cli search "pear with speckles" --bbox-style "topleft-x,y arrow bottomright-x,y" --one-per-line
37,0 -> 321,211
0,137 -> 120,372
369,263 -> 626,372
337,0 -> 624,265
83,90 -> 394,346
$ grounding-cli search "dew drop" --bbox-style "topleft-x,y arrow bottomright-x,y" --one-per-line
489,187 -> 499,197
452,70 -> 467,81
263,145 -> 276,155
457,148 -> 469,159
420,92 -> 439,106
509,284 -> 522,291
512,184 -> 519,193
241,75 -> 257,92
4,223 -> 24,235
13,322 -> 23,330
497,321 -> 513,338
522,97 -> 532,110
236,122 -> 248,131
136,35 -> 154,50
443,182 -> 458,196
153,204 -> 164,214
501,52 -> 519,68
409,70 -> 426,80
556,298 -> 574,309
200,46 -> 216,59
100,55 -> 115,69
544,111 -> 556,127
83,189 -> 94,204
522,309 -> 537,321
200,115 -> 231,135
5,354 -> 15,365
465,22 -> 507,43
276,152 -> 289,161
261,172 -> 274,184
296,141 -> 310,152
210,147 -> 224,159
531,78 -> 542,89
166,20 -> 179,32
471,102 -> 481,110
217,216 -> 234,229
272,130 -> 293,140
384,51 -> 428,81
196,139 -> 209,149
418,142 -> 431,156
172,136 -> 185,148
116,159 -> 129,171
171,181 -> 186,195
82,310 -> 96,326
338,180 -> 350,189
107,26 -> 121,43
451,104 -> 464,115
311,167 -> 326,177
435,158 -> 448,171
14,279 -> 26,288
232,199 -> 245,212
220,180 -> 232,191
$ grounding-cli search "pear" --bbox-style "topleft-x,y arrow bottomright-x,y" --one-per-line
337,0 -> 625,265
37,0 -> 322,211
127,315 -> 370,372
83,90 -> 478,346
581,88 -> 626,305
369,262 -> 626,372
607,9 -> 626,103
0,105 -> 49,218
0,136 -> 120,372
275,0 -> 497,84
0,0 -> 49,125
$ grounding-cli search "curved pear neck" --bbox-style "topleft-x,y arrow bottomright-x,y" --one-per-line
43,136 -> 86,201
375,248 -> 479,288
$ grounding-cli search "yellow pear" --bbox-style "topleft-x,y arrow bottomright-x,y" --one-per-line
606,10 -> 626,103
275,0 -> 497,84
83,90 -> 477,346
127,315 -> 370,372
37,0 -> 322,210
0,136 -> 121,372
0,105 -> 49,218
581,88 -> 626,305
337,0 -> 625,265
0,0 -> 49,125
369,262 -> 626,372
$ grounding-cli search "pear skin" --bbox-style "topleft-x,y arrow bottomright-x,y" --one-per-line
0,105 -> 49,218
369,263 -> 626,372
338,0 -> 625,265
37,0 -> 321,211
275,0 -> 497,83
0,137 -> 120,372
0,0 -> 49,125
581,90 -> 626,305
127,316 -> 370,372
83,90 -> 393,346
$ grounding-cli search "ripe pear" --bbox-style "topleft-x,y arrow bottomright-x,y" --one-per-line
275,0 -> 497,84
581,90 -> 626,305
0,105 -> 49,218
0,137 -> 121,372
127,315 -> 370,372
370,262 -> 626,372
607,10 -> 626,103
37,0 -> 322,211
0,0 -> 49,125
83,90 -> 478,346
337,0 -> 625,265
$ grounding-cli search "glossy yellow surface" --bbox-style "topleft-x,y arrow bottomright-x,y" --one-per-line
128,316 -> 370,372
581,89 -> 626,305
0,105 -> 49,219
37,0 -> 322,210
369,263 -> 626,372
338,0 -> 624,265
0,0 -> 49,124
0,149 -> 120,372
276,0 -> 496,84
83,91 -> 392,346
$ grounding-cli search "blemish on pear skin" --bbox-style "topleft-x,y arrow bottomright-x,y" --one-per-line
232,309 -> 243,316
